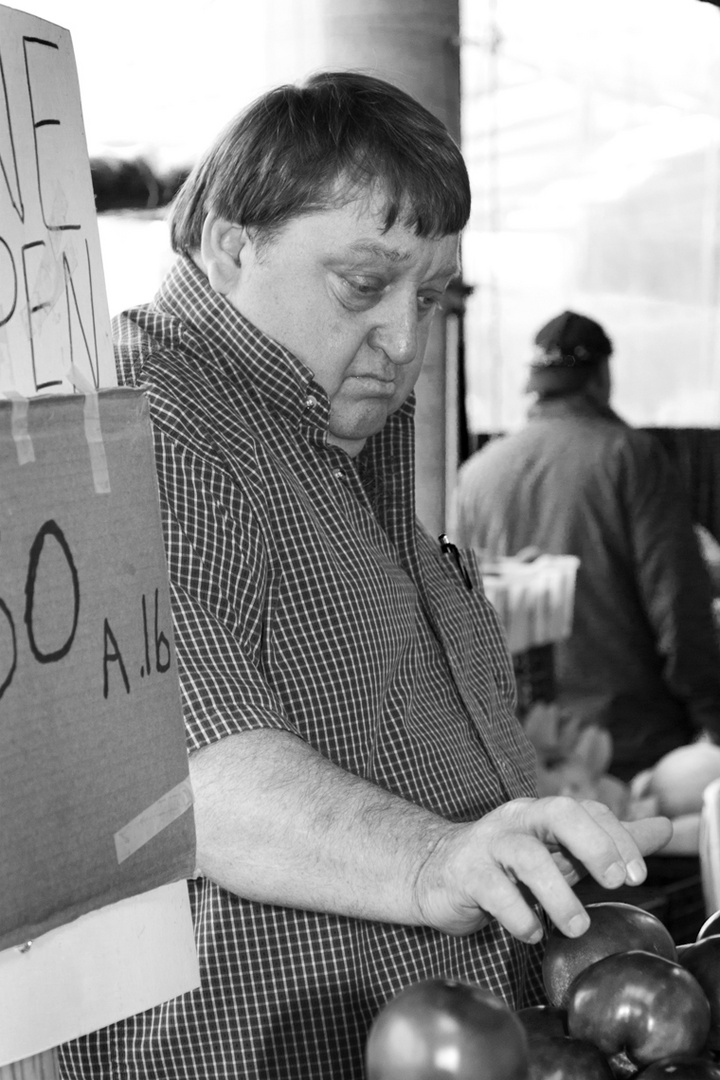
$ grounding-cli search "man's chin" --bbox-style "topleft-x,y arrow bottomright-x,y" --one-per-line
327,412 -> 396,457
329,403 -> 394,444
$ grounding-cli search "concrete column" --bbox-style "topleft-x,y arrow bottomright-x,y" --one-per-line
263,0 -> 462,535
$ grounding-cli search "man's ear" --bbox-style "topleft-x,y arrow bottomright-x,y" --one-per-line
200,213 -> 247,296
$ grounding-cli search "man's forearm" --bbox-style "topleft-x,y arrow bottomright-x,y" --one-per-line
189,728 -> 450,925
189,727 -> 672,942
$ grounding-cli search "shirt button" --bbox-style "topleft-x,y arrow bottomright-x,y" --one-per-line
333,468 -> 345,481
305,395 -> 318,410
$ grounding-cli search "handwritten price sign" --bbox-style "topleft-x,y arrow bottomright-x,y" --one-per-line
0,390 -> 195,951
0,518 -> 173,703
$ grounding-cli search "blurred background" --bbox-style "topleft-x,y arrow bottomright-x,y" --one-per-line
462,0 -> 720,433
22,0 -> 720,528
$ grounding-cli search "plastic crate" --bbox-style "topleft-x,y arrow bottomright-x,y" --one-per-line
513,643 -> 557,717
482,555 -> 579,654
574,855 -> 706,945
644,856 -> 706,945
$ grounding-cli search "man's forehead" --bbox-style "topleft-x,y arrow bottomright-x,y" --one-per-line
320,183 -> 460,266
346,240 -> 411,263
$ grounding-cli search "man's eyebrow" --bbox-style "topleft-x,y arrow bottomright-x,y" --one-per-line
341,242 -> 460,279
343,241 -> 412,263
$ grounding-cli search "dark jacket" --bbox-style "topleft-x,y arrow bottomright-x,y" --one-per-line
453,393 -> 720,780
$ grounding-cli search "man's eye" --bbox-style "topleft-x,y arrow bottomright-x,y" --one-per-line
335,275 -> 386,310
417,293 -> 442,315
343,276 -> 383,297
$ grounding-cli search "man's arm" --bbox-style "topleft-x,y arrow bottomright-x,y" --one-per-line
191,728 -> 672,944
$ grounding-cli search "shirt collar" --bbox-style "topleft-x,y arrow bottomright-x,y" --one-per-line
156,255 -> 329,433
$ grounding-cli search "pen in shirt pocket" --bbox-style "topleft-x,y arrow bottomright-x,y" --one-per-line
438,533 -> 473,590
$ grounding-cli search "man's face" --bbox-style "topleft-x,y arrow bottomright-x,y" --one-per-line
220,193 -> 460,457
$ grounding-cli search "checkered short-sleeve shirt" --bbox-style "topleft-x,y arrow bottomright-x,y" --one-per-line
59,257 -> 543,1080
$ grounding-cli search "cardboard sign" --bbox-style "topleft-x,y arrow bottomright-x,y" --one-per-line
0,881 -> 199,1068
0,388 -> 196,950
0,6 -> 199,1064
0,4 -> 116,395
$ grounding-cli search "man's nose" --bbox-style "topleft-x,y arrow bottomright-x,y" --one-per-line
368,296 -> 419,365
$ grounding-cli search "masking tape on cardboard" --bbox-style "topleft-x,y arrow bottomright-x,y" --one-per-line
3,392 -> 36,465
114,776 -> 194,864
68,364 -> 110,494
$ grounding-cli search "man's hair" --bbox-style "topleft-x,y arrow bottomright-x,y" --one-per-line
169,71 -> 471,254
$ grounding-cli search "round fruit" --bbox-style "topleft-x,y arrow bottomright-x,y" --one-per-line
542,902 -> 678,1009
365,978 -> 529,1080
646,744 -> 720,817
516,1005 -> 567,1039
527,1034 -> 614,1080
635,1057 -> 720,1080
567,950 -> 711,1067
679,936 -> 720,1050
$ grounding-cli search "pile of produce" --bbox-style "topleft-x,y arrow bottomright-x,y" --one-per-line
522,706 -> 632,817
522,709 -> 720,856
365,902 -> 720,1080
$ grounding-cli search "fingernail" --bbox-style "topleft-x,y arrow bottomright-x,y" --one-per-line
603,862 -> 626,888
568,912 -> 590,937
527,927 -> 544,945
626,859 -> 646,884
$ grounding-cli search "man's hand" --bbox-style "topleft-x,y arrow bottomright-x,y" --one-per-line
413,796 -> 672,943
192,732 -> 672,944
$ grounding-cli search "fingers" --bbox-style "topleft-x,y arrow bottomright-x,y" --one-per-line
415,797 -> 673,945
465,862 -> 547,944
620,814 -> 673,857
417,834 -> 564,944
571,798 -> 650,885
475,833 -> 591,943
528,797 -> 666,888
525,802 -> 672,937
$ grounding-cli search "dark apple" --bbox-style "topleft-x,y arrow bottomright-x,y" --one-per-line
635,1057 -> 720,1080
543,903 -> 678,1009
527,1034 -> 615,1080
516,1005 -> 567,1039
680,937 -> 720,1051
365,978 -> 530,1080
567,950 -> 711,1067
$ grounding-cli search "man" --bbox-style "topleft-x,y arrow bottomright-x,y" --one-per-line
60,84 -> 669,1080
454,309 -> 720,783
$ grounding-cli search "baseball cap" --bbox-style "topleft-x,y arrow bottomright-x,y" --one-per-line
527,310 -> 613,394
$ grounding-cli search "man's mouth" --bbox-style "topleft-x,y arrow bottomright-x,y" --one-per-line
349,373 -> 396,393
